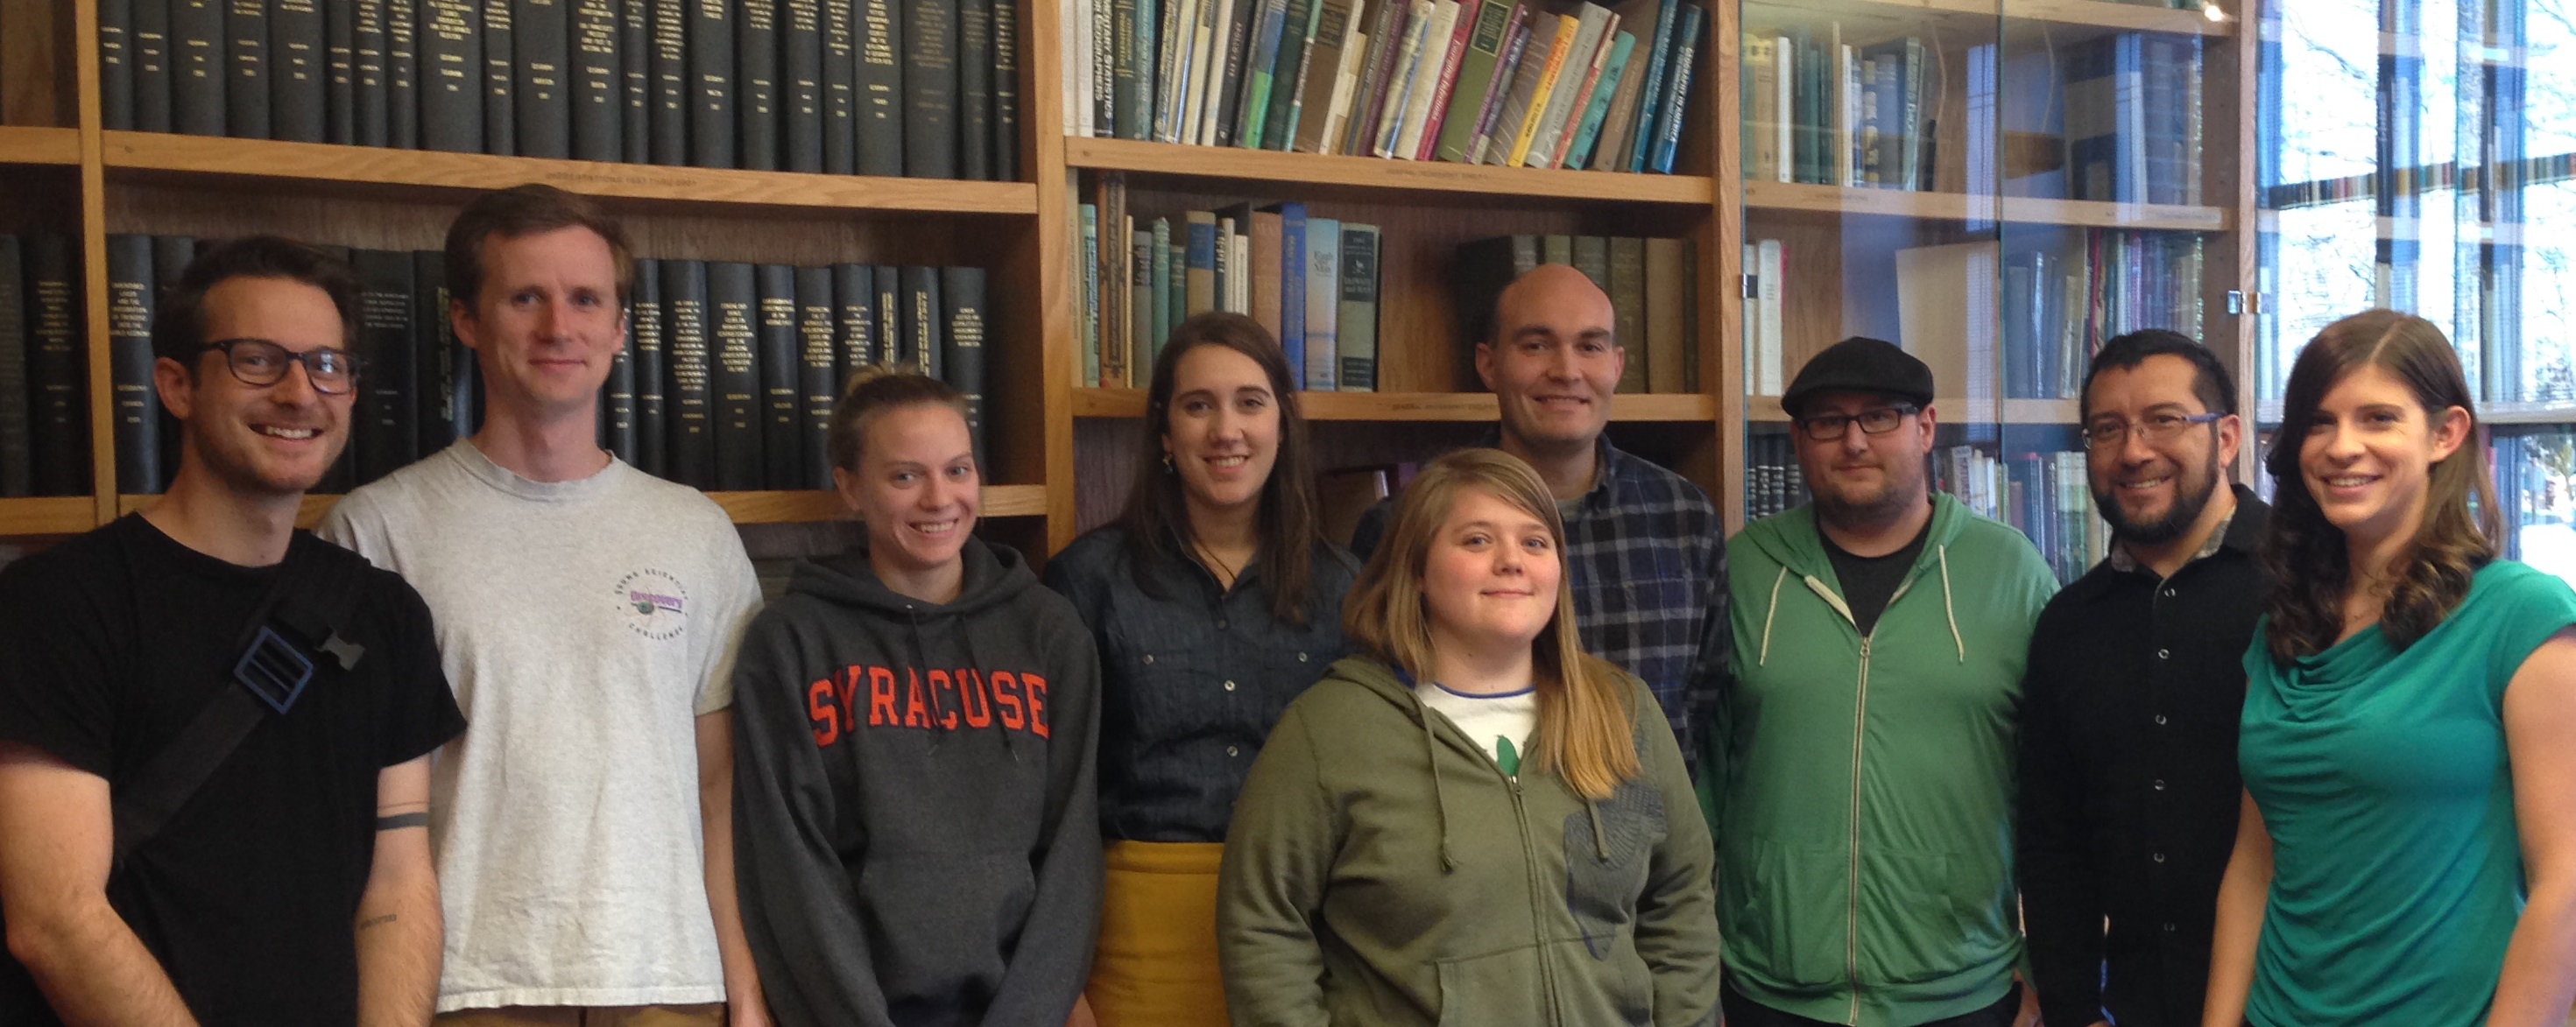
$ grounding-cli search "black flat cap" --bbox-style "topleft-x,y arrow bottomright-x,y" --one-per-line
1781,336 -> 1937,419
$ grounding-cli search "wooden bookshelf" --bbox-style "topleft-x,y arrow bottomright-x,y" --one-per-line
105,486 -> 1050,531
1076,387 -> 1720,422
0,124 -> 78,165
100,131 -> 1042,216
1743,0 -> 2233,47
1064,137 -> 1717,207
0,496 -> 100,535
1744,180 -> 2233,232
1746,397 -> 2083,424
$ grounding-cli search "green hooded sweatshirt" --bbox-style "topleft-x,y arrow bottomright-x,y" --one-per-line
1709,494 -> 2056,1026
1218,656 -> 1721,1027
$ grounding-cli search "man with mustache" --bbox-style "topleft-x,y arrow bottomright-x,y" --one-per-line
2018,329 -> 2265,1027
0,237 -> 464,1025
1716,336 -> 2056,1027
1352,264 -> 1729,783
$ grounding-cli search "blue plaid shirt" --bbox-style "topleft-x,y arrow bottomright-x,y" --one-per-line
1353,436 -> 1731,773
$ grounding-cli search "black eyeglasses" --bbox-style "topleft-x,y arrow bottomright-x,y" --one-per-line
198,338 -> 362,395
1798,405 -> 1918,440
2084,412 -> 2224,448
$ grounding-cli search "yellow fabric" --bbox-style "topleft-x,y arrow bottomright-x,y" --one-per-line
1085,841 -> 1230,1027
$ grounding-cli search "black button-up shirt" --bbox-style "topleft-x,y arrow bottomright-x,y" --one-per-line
1043,524 -> 1359,842
2018,487 -> 2269,1027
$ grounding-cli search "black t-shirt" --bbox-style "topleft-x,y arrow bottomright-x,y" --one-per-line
0,516 -> 464,1027
1820,513 -> 1932,637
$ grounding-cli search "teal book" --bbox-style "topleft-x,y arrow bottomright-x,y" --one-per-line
1079,202 -> 1101,386
1561,30 -> 1632,168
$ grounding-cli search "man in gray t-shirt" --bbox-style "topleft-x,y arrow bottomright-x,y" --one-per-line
319,185 -> 768,1025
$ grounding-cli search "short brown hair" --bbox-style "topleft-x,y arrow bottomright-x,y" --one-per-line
1342,448 -> 1641,798
826,363 -> 970,471
442,183 -> 633,310
152,236 -> 362,369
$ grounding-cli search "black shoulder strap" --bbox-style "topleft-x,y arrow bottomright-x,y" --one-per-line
109,542 -> 371,869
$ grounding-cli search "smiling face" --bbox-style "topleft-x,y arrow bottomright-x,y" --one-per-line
453,225 -> 627,421
157,275 -> 356,497
1478,265 -> 1623,456
1421,487 -> 1564,656
2086,354 -> 2241,544
836,402 -> 981,581
1161,343 -> 1283,522
2297,362 -> 2470,551
1792,390 -> 1936,524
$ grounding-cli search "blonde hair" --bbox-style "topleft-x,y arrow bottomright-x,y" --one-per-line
1342,448 -> 1640,798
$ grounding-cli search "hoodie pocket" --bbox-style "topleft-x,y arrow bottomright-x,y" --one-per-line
1725,836 -> 1844,988
855,853 -> 1036,1007
1432,946 -> 1550,1026
1855,848 -> 1972,987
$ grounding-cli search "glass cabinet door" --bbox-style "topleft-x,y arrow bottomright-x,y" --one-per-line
1734,0 -> 2246,581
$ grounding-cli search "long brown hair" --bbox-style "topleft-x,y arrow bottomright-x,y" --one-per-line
2260,309 -> 2498,660
1341,448 -> 1640,798
1116,312 -> 1328,624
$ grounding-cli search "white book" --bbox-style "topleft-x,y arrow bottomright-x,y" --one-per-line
1773,34 -> 1793,183
1231,230 -> 1251,312
1757,238 -> 1785,396
1742,243 -> 1762,395
1523,4 -> 1609,168
1073,0 -> 1096,135
1390,0 -> 1459,159
1320,28 -> 1369,154
1837,38 -> 1857,186
1184,0 -> 1236,143
1304,218 -> 1340,388
1373,0 -> 1437,157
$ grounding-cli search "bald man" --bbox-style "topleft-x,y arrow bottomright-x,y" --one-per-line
1352,263 -> 1730,784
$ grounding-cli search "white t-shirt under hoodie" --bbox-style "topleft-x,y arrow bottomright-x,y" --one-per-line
320,441 -> 763,1012
1414,679 -> 1538,777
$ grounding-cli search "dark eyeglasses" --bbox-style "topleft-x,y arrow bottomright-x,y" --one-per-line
1798,405 -> 1918,440
2084,412 -> 2224,448
198,338 -> 362,395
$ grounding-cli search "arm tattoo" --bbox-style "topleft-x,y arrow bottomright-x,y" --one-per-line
376,812 -> 429,832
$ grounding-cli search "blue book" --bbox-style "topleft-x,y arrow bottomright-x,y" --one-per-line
1184,212 -> 1218,314
1646,3 -> 1701,173
2064,32 -> 2143,203
1623,0 -> 1678,172
1080,202 -> 1101,386
1268,200 -> 1307,387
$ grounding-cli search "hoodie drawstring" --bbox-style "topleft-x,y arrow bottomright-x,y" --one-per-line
1758,566 -> 1788,667
1419,701 -> 1457,873
1584,799 -> 1609,862
1937,545 -> 1965,663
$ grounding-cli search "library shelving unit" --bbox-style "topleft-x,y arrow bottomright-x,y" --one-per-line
0,0 -> 2262,555
1727,0 -> 2262,571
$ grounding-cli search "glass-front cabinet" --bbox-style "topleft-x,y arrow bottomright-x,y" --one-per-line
2258,0 -> 2576,586
1726,0 -> 2255,581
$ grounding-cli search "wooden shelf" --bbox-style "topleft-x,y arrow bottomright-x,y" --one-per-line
99,131 -> 1041,215
1744,0 -> 2233,41
1745,180 -> 2230,231
1747,396 -> 2081,423
0,496 -> 100,535
98,486 -> 1048,534
0,125 -> 80,165
1063,137 -> 1716,206
1076,387 -> 1719,421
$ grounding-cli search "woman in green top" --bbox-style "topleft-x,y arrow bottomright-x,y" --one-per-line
2207,310 -> 2576,1027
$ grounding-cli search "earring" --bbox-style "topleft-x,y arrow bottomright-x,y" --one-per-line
1162,452 -> 1175,474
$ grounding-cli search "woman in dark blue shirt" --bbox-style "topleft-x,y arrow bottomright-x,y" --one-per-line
1044,313 -> 1357,1026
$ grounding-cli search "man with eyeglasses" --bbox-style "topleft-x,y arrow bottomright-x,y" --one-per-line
2017,329 -> 2266,1027
318,185 -> 768,1026
0,236 -> 465,1025
1713,335 -> 2057,1027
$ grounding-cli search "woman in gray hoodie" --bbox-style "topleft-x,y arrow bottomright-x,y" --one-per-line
730,367 -> 1104,1027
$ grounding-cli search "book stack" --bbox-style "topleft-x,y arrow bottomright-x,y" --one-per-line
1065,0 -> 1706,174
1998,229 -> 2208,398
1079,172 -> 1385,390
1455,233 -> 1699,393
1740,28 -> 1946,190
1740,431 -> 1809,520
2063,32 -> 2205,206
0,236 -> 88,498
1932,444 -> 2106,583
103,235 -> 992,496
98,0 -> 1020,179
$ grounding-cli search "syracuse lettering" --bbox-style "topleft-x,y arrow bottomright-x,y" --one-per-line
807,664 -> 1053,745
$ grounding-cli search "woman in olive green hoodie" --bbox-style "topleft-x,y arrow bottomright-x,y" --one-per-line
1217,448 -> 1721,1027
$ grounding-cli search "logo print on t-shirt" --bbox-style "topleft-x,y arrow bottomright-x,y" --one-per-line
616,569 -> 690,640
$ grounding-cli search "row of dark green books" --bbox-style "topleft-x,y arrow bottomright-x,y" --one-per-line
102,236 -> 992,496
0,236 -> 87,499
1069,0 -> 1704,174
96,0 -> 1018,179
1080,174 -> 1385,390
1452,232 -> 1700,393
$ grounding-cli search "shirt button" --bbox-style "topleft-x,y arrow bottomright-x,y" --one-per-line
2163,587 -> 2177,597
2163,922 -> 2177,932
1217,619 -> 1229,630
2153,779 -> 2167,791
1298,652 -> 1309,662
1143,654 -> 1154,665
1227,746 -> 1240,757
2157,648 -> 2171,659
2154,714 -> 2169,726
1224,680 -> 1237,692
2153,851 -> 2167,863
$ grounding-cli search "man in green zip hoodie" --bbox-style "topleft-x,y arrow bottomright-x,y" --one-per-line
1707,337 -> 2057,1027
